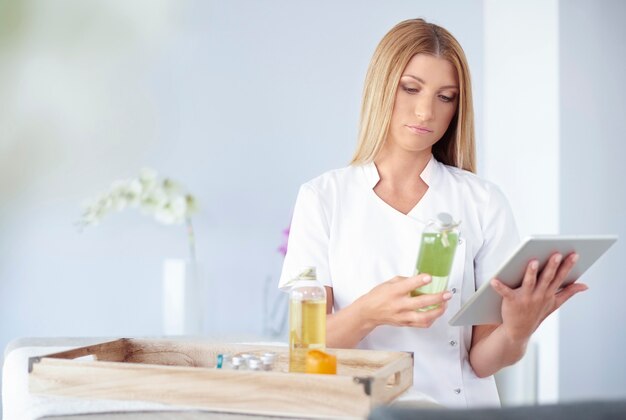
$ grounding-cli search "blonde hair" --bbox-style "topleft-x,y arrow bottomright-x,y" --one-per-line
351,18 -> 476,173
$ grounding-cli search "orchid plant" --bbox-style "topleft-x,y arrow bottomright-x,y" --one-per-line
77,168 -> 198,262
278,224 -> 290,257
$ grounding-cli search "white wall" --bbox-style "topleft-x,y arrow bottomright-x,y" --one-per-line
483,0 -> 560,404
0,0 -> 484,380
559,0 -> 626,402
484,0 -> 626,405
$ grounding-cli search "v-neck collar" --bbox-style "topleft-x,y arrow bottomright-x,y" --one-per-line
361,154 -> 441,189
359,155 -> 442,220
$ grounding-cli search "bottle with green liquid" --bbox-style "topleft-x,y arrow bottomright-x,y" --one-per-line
412,212 -> 460,311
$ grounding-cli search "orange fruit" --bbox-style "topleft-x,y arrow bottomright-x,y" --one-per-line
305,349 -> 337,374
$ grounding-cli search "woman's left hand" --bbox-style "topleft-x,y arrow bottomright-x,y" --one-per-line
490,252 -> 588,342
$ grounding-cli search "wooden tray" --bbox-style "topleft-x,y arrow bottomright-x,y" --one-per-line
28,338 -> 413,419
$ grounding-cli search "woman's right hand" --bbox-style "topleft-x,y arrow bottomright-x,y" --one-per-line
355,274 -> 453,329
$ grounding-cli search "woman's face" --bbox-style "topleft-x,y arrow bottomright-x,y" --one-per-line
385,53 -> 459,155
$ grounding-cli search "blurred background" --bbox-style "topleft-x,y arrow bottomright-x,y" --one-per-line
1,0 -> 624,412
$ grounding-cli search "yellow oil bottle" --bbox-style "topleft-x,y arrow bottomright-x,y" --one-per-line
288,267 -> 326,373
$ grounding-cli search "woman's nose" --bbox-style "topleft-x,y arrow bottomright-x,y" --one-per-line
414,97 -> 434,121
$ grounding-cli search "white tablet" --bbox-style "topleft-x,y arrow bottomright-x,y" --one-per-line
449,235 -> 617,326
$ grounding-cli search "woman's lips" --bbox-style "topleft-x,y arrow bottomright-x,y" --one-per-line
406,125 -> 433,134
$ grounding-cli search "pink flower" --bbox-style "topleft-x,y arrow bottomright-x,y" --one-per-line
277,225 -> 290,257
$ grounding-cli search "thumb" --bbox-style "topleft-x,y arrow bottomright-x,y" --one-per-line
555,283 -> 588,309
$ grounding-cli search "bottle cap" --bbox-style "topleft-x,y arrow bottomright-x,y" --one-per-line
432,213 -> 461,248
433,213 -> 461,231
284,267 -> 317,289
298,267 -> 317,280
437,212 -> 454,227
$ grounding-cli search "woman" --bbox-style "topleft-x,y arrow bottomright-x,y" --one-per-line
279,18 -> 586,407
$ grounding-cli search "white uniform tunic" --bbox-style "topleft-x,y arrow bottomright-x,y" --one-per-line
279,156 -> 519,408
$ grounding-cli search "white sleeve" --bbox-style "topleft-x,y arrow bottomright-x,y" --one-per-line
278,183 -> 332,292
473,183 -> 521,289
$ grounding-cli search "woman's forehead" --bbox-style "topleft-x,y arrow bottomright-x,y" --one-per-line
401,54 -> 458,88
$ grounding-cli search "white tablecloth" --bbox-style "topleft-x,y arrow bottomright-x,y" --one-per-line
3,344 -> 195,420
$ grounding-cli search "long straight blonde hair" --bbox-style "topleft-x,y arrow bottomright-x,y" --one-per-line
351,18 -> 476,173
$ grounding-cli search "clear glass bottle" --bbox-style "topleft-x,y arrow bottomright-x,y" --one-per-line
246,357 -> 262,371
215,353 -> 232,369
230,355 -> 245,370
412,212 -> 460,311
260,354 -> 275,371
288,267 -> 327,373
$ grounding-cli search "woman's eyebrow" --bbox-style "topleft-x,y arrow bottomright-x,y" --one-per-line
402,74 -> 458,90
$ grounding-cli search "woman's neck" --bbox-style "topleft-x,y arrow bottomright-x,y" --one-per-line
373,148 -> 433,188
371,148 -> 432,215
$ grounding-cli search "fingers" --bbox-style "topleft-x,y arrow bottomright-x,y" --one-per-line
554,282 -> 588,309
547,253 -> 579,294
388,275 -> 407,284
407,290 -> 452,310
537,253 -> 563,291
403,301 -> 448,328
394,274 -> 432,293
491,258 -> 542,299
490,278 -> 515,299
386,275 -> 454,328
521,260 -> 539,292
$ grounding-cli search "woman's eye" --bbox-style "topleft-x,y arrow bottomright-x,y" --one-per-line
402,85 -> 419,94
439,94 -> 456,103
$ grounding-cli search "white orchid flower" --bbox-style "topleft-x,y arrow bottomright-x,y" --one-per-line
78,169 -> 197,228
